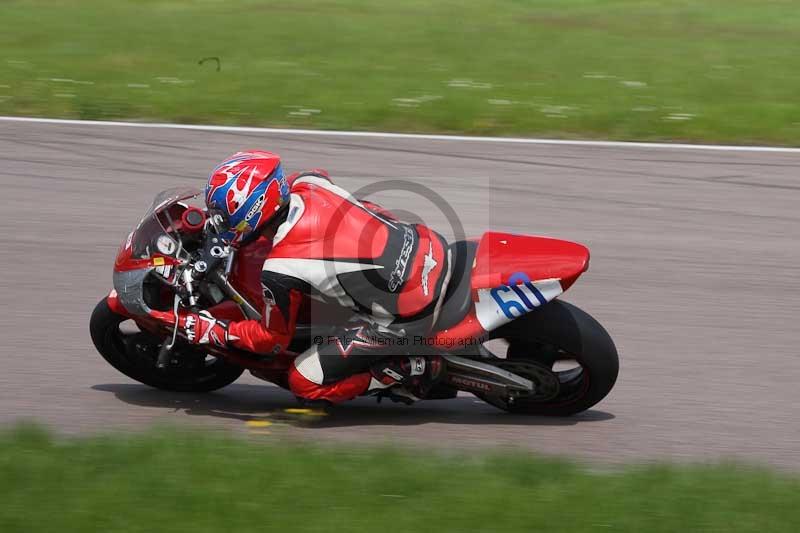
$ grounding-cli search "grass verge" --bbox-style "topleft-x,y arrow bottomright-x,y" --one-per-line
1,424 -> 798,532
1,1 -> 800,144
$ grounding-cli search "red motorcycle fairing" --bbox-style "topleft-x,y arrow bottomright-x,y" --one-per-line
429,232 -> 589,344
106,289 -> 129,316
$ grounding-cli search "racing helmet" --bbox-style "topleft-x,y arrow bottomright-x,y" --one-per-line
205,151 -> 289,244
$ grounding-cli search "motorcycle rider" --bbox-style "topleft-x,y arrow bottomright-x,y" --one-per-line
152,151 -> 450,403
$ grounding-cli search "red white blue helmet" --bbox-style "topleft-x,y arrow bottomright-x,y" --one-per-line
205,151 -> 289,244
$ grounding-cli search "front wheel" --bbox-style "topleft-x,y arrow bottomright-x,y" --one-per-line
89,298 -> 244,392
480,300 -> 619,416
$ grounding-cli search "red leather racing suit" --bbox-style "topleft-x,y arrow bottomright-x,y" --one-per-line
225,172 -> 451,403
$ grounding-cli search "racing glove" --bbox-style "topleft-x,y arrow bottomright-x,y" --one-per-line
150,310 -> 234,348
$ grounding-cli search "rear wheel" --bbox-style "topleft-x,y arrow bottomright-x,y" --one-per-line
89,298 -> 244,392
480,300 -> 618,416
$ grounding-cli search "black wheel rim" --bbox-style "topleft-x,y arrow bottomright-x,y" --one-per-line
478,338 -> 591,409
513,341 -> 588,400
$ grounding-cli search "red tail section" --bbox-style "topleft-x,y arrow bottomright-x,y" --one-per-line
431,232 -> 590,344
472,232 -> 589,291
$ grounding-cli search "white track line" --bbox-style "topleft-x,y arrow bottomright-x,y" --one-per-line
2,115 -> 800,153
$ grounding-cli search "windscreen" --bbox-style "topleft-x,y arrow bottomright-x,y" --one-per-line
129,188 -> 203,260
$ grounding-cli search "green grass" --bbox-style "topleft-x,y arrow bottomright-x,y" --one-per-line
1,0 -> 800,144
1,425 -> 799,533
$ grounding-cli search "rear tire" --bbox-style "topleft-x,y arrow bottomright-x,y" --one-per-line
89,298 -> 244,392
483,300 -> 618,416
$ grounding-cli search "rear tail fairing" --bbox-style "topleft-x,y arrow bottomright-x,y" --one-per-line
430,232 -> 589,343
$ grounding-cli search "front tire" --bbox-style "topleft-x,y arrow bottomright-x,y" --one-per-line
89,298 -> 244,392
482,300 -> 618,416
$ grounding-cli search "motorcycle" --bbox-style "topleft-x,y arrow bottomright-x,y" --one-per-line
90,187 -> 618,415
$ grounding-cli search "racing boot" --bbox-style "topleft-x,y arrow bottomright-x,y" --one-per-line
368,355 -> 444,402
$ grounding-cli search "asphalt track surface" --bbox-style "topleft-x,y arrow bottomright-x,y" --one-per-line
1,120 -> 798,469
